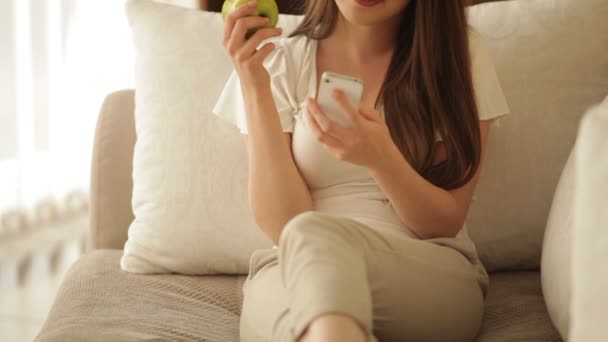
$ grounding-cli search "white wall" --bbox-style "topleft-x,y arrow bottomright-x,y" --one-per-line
0,0 -> 136,214
154,0 -> 200,8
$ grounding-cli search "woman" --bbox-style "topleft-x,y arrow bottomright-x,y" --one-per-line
213,0 -> 509,341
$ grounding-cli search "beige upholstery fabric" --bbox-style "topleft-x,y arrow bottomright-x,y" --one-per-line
36,250 -> 559,341
89,90 -> 136,250
35,250 -> 246,342
478,272 -> 561,342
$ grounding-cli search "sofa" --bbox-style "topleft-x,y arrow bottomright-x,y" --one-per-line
33,89 -> 564,342
35,0 -> 608,340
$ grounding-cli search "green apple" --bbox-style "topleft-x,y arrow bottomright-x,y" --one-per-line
221,0 -> 279,39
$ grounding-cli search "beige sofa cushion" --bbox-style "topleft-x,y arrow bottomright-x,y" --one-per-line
89,90 -> 135,250
477,272 -> 561,341
465,0 -> 608,271
35,251 -> 560,341
35,250 -> 246,342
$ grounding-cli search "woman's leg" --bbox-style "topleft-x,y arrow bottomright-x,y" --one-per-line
240,249 -> 366,342
275,212 -> 378,342
276,211 -> 486,342
241,210 -> 486,341
240,248 -> 288,342
364,235 -> 486,342
299,314 -> 367,342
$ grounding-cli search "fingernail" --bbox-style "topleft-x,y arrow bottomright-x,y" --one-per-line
248,1 -> 256,7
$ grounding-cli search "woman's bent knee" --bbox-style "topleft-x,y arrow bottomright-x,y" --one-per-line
279,211 -> 354,248
280,212 -> 325,242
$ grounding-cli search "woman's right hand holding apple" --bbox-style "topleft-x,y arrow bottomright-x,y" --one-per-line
223,1 -> 283,88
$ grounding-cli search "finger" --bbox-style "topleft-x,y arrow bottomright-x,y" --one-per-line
306,98 -> 331,132
331,89 -> 362,126
240,27 -> 283,58
250,42 -> 276,64
224,0 -> 259,45
228,16 -> 271,51
306,110 -> 343,150
307,98 -> 352,140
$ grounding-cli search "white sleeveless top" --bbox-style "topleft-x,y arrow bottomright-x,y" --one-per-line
212,29 -> 509,254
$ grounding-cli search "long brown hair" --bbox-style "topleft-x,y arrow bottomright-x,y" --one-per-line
290,0 -> 480,190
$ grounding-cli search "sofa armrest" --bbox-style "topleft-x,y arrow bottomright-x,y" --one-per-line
89,90 -> 136,250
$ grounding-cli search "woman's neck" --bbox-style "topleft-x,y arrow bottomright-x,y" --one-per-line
325,12 -> 399,64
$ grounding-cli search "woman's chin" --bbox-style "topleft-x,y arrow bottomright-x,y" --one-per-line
338,1 -> 392,26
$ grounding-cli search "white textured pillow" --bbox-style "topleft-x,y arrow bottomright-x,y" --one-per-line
121,0 -> 302,274
570,97 -> 608,341
541,149 -> 575,339
465,0 -> 608,271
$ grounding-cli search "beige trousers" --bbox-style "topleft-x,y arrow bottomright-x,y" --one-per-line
240,211 -> 489,342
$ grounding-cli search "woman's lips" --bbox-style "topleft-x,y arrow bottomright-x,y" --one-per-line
355,0 -> 381,7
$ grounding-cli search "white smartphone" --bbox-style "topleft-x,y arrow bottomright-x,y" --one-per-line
316,72 -> 364,127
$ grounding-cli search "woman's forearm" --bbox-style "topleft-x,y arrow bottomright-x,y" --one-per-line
368,142 -> 464,239
243,87 -> 313,245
